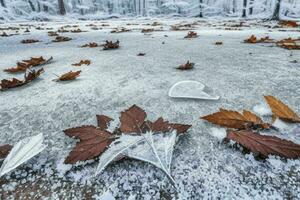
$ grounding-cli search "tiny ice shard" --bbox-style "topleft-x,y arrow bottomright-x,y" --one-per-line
168,80 -> 220,100
0,133 -> 46,177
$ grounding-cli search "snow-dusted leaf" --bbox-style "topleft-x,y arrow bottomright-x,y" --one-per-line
0,133 -> 46,177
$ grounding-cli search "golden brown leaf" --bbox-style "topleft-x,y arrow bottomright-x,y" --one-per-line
72,60 -> 91,67
264,96 -> 300,123
201,109 -> 270,130
184,31 -> 198,39
56,71 -> 81,81
227,130 -> 300,159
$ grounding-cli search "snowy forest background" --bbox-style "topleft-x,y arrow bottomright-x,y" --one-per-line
0,0 -> 299,21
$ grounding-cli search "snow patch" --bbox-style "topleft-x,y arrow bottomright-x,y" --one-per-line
253,103 -> 272,116
209,127 -> 227,140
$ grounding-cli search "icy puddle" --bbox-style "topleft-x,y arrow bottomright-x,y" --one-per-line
0,19 -> 300,199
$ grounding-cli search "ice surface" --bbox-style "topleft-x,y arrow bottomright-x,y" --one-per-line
0,19 -> 300,199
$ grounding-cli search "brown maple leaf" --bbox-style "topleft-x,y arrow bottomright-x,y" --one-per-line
21,39 -> 40,44
0,144 -> 13,159
64,126 -> 116,164
52,36 -> 72,42
264,96 -> 300,123
120,105 -> 147,134
119,105 -> 191,134
176,61 -> 195,70
24,68 -> 44,83
72,60 -> 91,67
184,31 -> 198,39
97,115 -> 113,130
227,130 -> 300,159
55,71 -> 81,82
103,40 -> 120,50
201,109 -> 270,130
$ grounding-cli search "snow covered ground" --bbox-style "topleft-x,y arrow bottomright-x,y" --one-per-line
0,18 -> 300,199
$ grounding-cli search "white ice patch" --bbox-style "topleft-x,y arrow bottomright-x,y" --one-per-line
253,103 -> 272,116
94,191 -> 115,200
272,118 -> 291,131
209,127 -> 227,140
56,158 -> 72,178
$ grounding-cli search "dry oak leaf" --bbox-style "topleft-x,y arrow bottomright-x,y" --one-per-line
72,60 -> 91,67
80,42 -> 100,48
227,130 -> 300,159
279,21 -> 298,28
64,126 -> 116,164
0,144 -> 13,159
0,68 -> 44,90
276,38 -> 300,50
201,109 -> 270,130
52,36 -> 72,42
4,56 -> 52,73
176,61 -> 195,70
55,71 -> 81,82
103,40 -> 120,50
21,39 -> 40,44
184,31 -> 198,39
264,95 -> 300,123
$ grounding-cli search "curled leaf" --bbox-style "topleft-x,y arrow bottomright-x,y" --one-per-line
184,31 -> 198,39
103,40 -> 120,50
72,60 -> 91,67
264,95 -> 300,123
55,71 -> 81,82
176,61 -> 194,70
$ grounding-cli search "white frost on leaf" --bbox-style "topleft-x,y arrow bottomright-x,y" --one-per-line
95,132 -> 178,185
0,133 -> 46,177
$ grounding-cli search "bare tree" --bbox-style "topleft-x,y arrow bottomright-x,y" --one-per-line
271,0 -> 281,20
242,0 -> 247,17
249,0 -> 254,15
58,0 -> 66,15
198,0 -> 203,17
233,0 -> 237,13
0,0 -> 6,7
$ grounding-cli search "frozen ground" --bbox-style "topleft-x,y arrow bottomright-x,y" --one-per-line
0,19 -> 300,199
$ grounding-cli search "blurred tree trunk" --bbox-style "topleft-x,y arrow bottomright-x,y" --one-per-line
58,0 -> 66,15
271,0 -> 281,20
242,0 -> 247,17
28,0 -> 35,11
249,0 -> 254,15
232,0 -> 237,13
199,0 -> 203,17
0,0 -> 6,7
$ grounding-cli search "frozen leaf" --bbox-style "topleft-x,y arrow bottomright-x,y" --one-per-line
264,95 -> 300,123
103,40 -> 120,50
0,134 -> 46,177
184,31 -> 198,38
176,61 -> 194,70
0,144 -> 13,160
24,68 -> 44,83
276,38 -> 300,50
111,27 -> 130,33
201,109 -> 270,130
52,36 -> 72,42
227,130 -> 300,159
64,126 -> 116,164
97,115 -> 113,130
72,60 -> 91,66
4,56 -> 52,73
244,35 -> 274,44
55,71 -> 81,82
80,42 -> 101,48
21,39 -> 40,44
